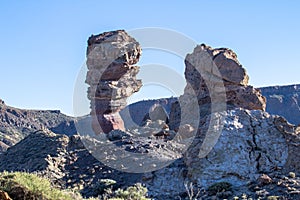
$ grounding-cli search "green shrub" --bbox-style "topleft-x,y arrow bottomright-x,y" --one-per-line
207,182 -> 232,195
0,171 -> 80,200
94,179 -> 116,194
114,183 -> 150,200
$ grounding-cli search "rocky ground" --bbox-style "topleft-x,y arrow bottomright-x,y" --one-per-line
0,108 -> 299,199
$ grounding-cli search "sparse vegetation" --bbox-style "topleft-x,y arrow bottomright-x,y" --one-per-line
184,182 -> 201,200
112,183 -> 150,200
0,171 -> 81,200
93,179 -> 117,194
207,182 -> 232,195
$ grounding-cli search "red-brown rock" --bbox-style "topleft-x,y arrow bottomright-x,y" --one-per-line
86,30 -> 142,133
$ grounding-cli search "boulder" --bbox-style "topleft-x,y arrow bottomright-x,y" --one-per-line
142,104 -> 169,125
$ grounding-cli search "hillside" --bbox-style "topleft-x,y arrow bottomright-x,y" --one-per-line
0,99 -> 76,152
260,84 -> 300,125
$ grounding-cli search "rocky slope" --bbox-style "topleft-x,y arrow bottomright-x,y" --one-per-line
260,84 -> 300,126
0,99 -> 76,152
0,109 -> 299,199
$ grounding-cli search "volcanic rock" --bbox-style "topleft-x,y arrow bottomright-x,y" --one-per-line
0,109 -> 299,199
86,30 -> 142,133
169,44 -> 266,130
183,108 -> 299,187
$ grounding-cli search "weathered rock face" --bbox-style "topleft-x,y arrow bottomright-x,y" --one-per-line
144,108 -> 300,198
260,84 -> 300,125
184,109 -> 296,187
184,45 -> 266,110
86,30 -> 142,133
169,44 -> 266,130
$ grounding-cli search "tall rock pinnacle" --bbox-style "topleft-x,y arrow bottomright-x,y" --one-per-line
85,30 -> 142,133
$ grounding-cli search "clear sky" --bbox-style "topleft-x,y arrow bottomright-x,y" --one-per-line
0,1 -> 299,116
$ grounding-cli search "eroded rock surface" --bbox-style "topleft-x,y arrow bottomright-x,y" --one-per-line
86,30 -> 142,133
185,109 -> 292,187
169,45 -> 266,130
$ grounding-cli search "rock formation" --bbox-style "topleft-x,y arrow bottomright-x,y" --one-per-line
260,84 -> 300,125
0,33 -> 299,199
85,30 -> 142,133
169,45 -> 266,130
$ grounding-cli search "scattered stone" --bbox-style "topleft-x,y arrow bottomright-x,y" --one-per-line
289,172 -> 296,178
107,130 -> 132,141
258,174 -> 273,186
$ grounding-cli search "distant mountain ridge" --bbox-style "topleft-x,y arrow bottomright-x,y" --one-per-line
260,84 -> 300,125
0,99 -> 76,152
1,83 -> 299,152
120,84 -> 300,128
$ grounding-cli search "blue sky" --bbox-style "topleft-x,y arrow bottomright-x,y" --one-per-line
0,1 -> 299,116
